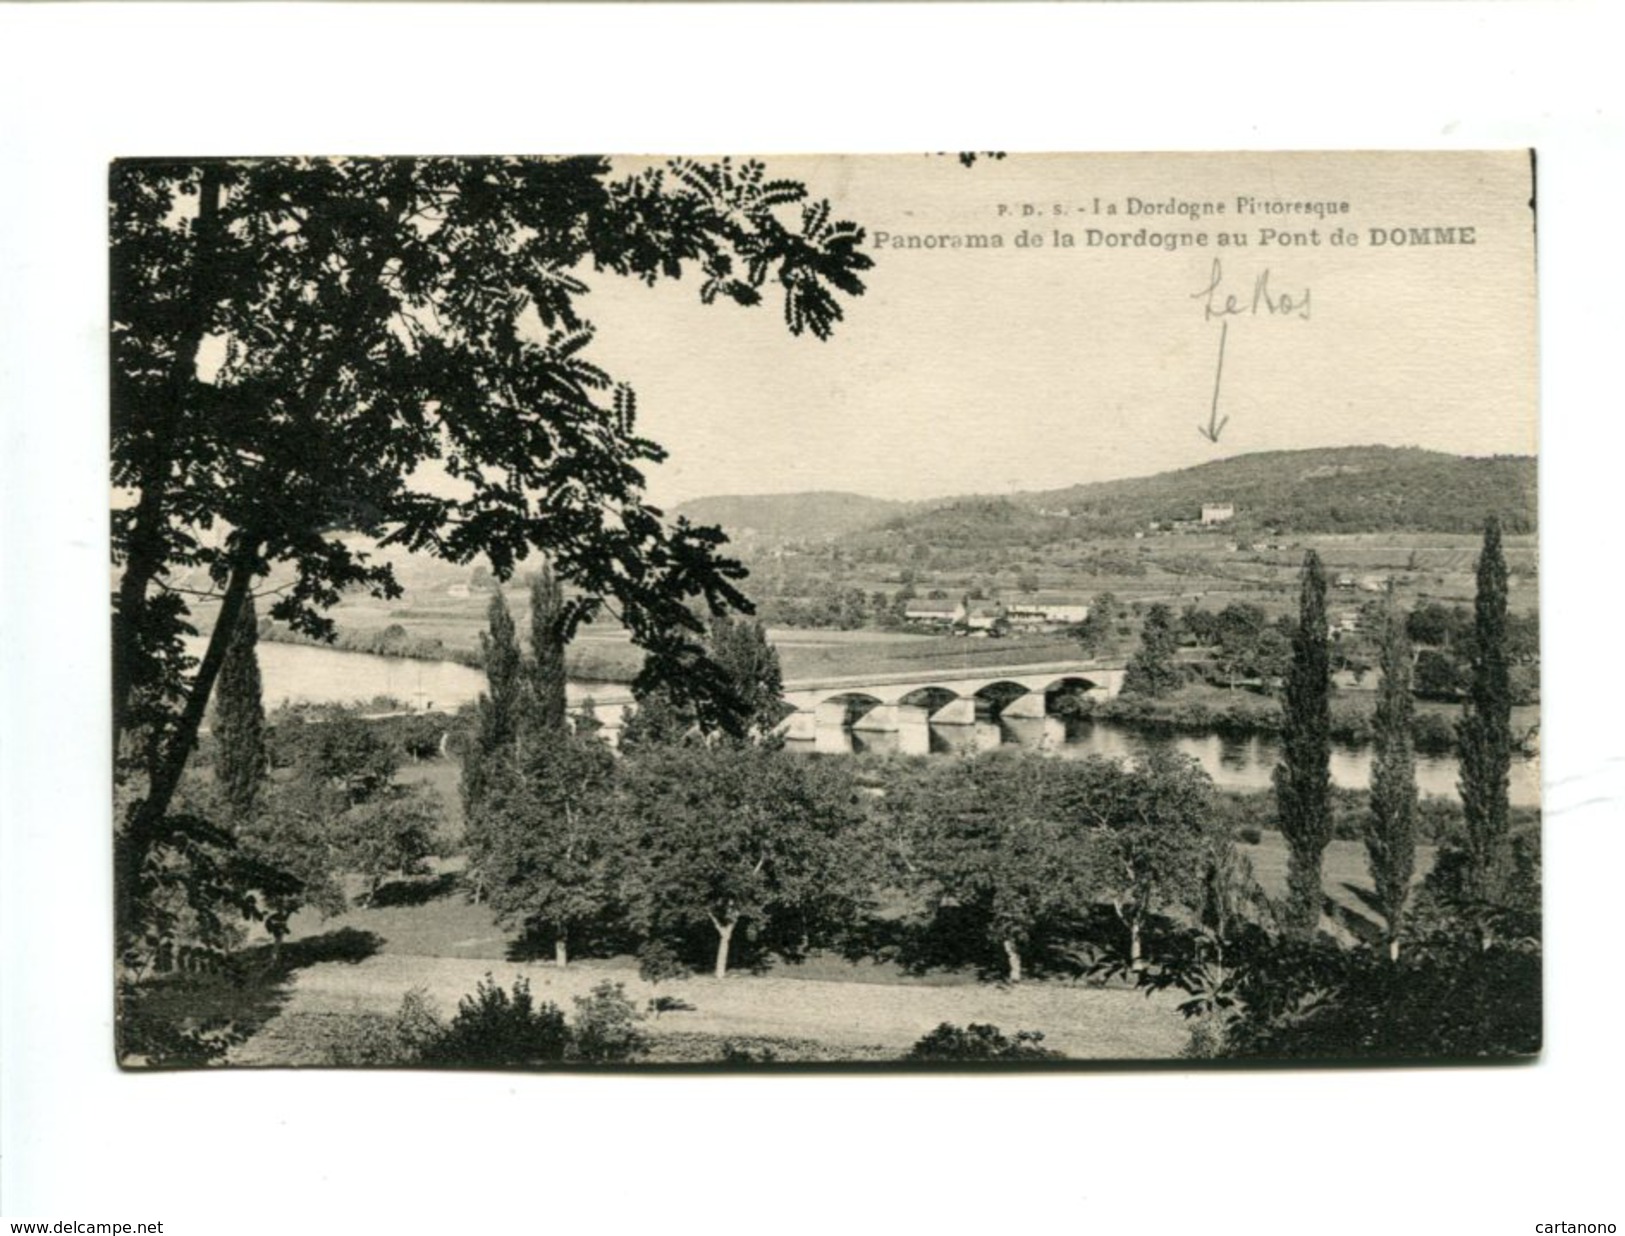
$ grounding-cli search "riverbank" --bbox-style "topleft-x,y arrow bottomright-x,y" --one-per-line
1061,682 -> 1539,757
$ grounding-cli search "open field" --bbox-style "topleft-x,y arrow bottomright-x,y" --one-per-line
232,526 -> 1535,682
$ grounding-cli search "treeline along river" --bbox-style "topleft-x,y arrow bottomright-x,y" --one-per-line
225,642 -> 1538,808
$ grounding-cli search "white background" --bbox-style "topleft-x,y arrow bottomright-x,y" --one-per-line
2,4 -> 1621,1233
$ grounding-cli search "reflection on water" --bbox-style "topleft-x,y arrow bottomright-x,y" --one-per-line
790,715 -> 1539,807
189,640 -> 625,725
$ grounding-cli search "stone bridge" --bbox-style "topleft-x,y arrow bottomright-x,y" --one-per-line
777,661 -> 1126,742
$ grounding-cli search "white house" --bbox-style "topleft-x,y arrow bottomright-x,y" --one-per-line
1201,503 -> 1235,525
903,599 -> 966,627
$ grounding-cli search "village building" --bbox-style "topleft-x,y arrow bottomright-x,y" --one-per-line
903,598 -> 966,628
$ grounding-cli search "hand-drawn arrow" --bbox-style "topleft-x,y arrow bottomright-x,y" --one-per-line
1199,320 -> 1230,444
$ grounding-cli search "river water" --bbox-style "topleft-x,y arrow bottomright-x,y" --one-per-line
784,714 -> 1539,807
198,640 -> 613,714
226,642 -> 1538,807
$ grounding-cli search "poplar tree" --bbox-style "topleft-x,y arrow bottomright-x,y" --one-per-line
1458,517 -> 1513,908
1274,550 -> 1332,938
528,564 -> 570,740
1365,587 -> 1417,959
212,594 -> 266,822
462,588 -> 526,897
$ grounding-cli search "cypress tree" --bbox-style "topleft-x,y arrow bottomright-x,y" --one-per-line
1273,550 -> 1332,938
213,593 -> 266,822
1365,587 -> 1417,959
528,564 -> 570,739
1458,517 -> 1513,908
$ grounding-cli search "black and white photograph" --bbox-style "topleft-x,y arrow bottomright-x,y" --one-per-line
110,151 -> 1541,1069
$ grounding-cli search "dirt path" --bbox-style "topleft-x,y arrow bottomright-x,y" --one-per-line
229,953 -> 1190,1065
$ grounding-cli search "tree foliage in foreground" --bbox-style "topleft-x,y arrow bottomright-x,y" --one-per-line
478,735 -> 620,968
112,155 -> 872,966
615,745 -> 867,979
893,754 -> 1098,983
1078,750 -> 1225,970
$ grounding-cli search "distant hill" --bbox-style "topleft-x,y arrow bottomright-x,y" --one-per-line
836,447 -> 1535,557
1018,446 -> 1535,534
673,491 -> 910,544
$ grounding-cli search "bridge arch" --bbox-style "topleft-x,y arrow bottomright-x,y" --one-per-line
973,680 -> 1039,716
815,691 -> 888,727
895,685 -> 961,714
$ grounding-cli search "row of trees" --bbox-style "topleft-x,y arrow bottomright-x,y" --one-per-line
1274,522 -> 1523,946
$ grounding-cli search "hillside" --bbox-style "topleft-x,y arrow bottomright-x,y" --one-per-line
836,447 -> 1535,558
673,491 -> 910,544
1020,446 -> 1535,535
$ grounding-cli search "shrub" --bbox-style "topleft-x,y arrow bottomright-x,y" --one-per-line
905,1022 -> 1060,1062
636,939 -> 691,985
1238,826 -> 1263,845
325,987 -> 443,1067
570,981 -> 648,1063
648,995 -> 696,1018
719,1041 -> 780,1064
421,974 -> 569,1068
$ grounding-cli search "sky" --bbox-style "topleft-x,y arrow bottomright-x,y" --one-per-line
574,152 -> 1537,508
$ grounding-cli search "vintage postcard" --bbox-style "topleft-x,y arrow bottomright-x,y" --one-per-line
111,151 -> 1539,1068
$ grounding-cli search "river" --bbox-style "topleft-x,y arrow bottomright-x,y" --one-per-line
784,714 -> 1539,807
196,639 -> 617,715
224,642 -> 1538,807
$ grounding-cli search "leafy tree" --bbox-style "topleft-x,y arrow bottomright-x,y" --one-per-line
708,613 -> 790,742
1121,603 -> 1183,698
1406,601 -> 1472,651
234,780 -> 348,949
1071,591 -> 1117,657
212,593 -> 266,822
1181,604 -> 1221,648
477,735 -> 620,966
294,713 -> 401,807
900,754 -> 1095,982
616,745 -> 866,979
1273,550 -> 1333,938
1413,648 -> 1467,701
333,788 -> 441,905
1458,517 -> 1514,912
112,155 -> 872,963
1365,590 -> 1418,959
1079,751 -> 1220,969
614,683 -> 697,752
